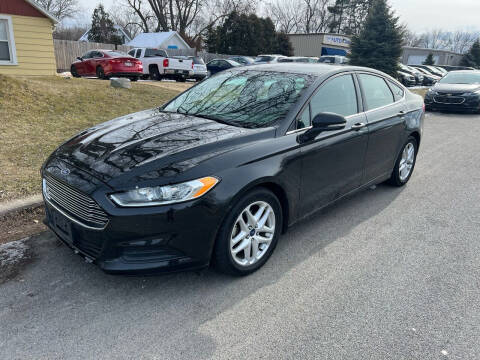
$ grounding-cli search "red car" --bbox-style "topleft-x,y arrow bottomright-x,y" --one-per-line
70,49 -> 143,81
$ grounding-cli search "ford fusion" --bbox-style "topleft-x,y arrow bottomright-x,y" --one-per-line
42,63 -> 424,276
424,70 -> 480,112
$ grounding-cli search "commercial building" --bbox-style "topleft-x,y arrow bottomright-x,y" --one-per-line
401,47 -> 463,66
287,33 -> 351,57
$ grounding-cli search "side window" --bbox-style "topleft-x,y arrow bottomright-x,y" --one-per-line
387,80 -> 404,101
218,60 -> 229,69
297,105 -> 311,130
208,60 -> 218,67
82,51 -> 92,59
310,74 -> 358,118
135,49 -> 142,58
128,49 -> 135,57
358,74 -> 394,110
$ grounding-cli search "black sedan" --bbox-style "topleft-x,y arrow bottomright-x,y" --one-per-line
41,64 -> 424,276
206,58 -> 241,76
424,70 -> 480,112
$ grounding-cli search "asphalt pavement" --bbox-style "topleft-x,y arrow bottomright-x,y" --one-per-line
1,111 -> 480,360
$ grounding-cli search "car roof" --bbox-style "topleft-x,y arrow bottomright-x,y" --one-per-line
239,63 -> 385,76
447,70 -> 480,74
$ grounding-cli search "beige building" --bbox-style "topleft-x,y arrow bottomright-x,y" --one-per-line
287,33 -> 351,57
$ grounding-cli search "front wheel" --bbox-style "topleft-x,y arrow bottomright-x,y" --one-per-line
70,65 -> 80,78
213,188 -> 282,276
96,66 -> 107,80
387,136 -> 418,186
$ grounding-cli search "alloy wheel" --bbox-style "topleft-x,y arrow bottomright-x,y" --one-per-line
399,142 -> 415,181
230,201 -> 276,267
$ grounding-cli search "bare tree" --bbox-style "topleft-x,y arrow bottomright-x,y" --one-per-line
265,0 -> 302,33
35,0 -> 79,20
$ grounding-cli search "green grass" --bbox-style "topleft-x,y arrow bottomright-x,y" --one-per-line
0,75 -> 181,202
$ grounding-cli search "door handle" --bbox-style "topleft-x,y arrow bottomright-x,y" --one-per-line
351,122 -> 366,130
398,110 -> 406,117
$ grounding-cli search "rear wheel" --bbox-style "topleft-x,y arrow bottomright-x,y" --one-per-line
96,66 -> 107,80
387,136 -> 418,187
177,76 -> 186,82
70,65 -> 80,78
150,66 -> 161,81
130,77 -> 138,82
213,188 -> 282,276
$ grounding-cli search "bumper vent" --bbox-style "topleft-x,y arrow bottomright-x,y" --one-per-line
44,175 -> 109,229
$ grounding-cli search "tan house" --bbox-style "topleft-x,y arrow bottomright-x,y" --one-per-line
0,0 -> 58,76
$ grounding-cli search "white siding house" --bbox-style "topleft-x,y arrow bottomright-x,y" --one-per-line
127,31 -> 191,50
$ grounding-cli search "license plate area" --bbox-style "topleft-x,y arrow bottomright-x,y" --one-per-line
124,62 -> 133,67
51,208 -> 73,244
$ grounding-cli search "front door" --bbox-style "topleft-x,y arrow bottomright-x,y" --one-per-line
298,73 -> 369,218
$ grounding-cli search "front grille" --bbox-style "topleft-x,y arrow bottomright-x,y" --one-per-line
44,176 -> 109,229
434,95 -> 465,104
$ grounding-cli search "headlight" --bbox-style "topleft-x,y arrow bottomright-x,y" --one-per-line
109,176 -> 219,207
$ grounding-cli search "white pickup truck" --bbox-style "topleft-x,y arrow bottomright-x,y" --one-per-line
127,48 -> 194,82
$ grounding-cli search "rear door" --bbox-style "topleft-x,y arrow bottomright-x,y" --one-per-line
357,73 -> 407,183
297,73 -> 369,217
76,51 -> 92,75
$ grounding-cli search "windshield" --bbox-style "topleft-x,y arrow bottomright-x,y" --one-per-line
439,72 -> 480,84
107,51 -> 127,57
255,56 -> 274,62
163,70 -> 314,128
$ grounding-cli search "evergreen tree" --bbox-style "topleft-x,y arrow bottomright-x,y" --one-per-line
204,12 -> 293,56
348,0 -> 404,77
88,5 -> 118,44
423,53 -> 435,65
460,40 -> 480,68
328,0 -> 375,35
275,32 -> 294,56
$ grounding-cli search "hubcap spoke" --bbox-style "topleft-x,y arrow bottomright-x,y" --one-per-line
399,142 -> 415,181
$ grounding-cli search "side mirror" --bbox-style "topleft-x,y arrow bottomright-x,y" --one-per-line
77,57 -> 83,61
298,112 -> 346,143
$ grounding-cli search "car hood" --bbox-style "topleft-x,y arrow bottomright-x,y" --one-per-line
432,83 -> 480,93
49,108 -> 274,187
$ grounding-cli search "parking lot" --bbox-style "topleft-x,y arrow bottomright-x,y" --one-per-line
1,111 -> 479,359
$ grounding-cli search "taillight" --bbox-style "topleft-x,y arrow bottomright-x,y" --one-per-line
422,103 -> 426,112
163,59 -> 169,68
192,62 -> 194,69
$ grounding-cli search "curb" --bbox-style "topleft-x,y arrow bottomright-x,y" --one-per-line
0,194 -> 43,217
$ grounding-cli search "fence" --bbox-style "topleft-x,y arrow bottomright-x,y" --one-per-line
54,39 -> 238,72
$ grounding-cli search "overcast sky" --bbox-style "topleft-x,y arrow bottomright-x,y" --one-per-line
75,0 -> 480,33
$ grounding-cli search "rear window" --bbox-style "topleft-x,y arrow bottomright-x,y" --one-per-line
190,56 -> 205,65
145,48 -> 167,57
106,51 -> 127,57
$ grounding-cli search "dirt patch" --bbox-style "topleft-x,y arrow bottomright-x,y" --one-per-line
0,206 -> 46,246
0,237 -> 34,284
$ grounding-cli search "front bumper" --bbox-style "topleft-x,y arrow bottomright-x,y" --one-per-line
42,166 -> 224,275
425,93 -> 480,112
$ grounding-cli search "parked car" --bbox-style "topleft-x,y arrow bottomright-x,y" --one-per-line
411,65 -> 444,78
424,70 -> 480,112
413,67 -> 440,86
437,65 -> 475,72
254,54 -> 287,63
70,50 -> 143,81
228,56 -> 255,65
127,47 -> 193,82
42,63 -> 424,276
206,59 -> 241,76
278,57 -> 319,63
397,70 -> 416,87
318,55 -> 348,64
399,63 -> 424,86
187,56 -> 208,81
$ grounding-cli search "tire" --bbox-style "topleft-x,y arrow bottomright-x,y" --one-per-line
213,188 -> 283,276
130,77 -> 138,82
150,66 -> 161,81
387,136 -> 418,187
70,65 -> 80,78
96,66 -> 107,80
177,76 -> 186,82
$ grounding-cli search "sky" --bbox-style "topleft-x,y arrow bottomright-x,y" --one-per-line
74,0 -> 480,33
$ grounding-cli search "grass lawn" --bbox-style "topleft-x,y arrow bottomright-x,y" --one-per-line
0,75 -> 182,202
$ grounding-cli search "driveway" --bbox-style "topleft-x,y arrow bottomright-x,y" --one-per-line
1,112 -> 480,360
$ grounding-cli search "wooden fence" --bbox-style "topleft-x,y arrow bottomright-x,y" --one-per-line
54,39 -> 236,72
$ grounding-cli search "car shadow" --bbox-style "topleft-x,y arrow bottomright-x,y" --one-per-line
2,183 -> 403,359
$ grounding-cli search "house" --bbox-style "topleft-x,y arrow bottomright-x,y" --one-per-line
0,0 -> 58,76
78,25 -> 132,45
127,31 -> 191,51
401,47 -> 462,66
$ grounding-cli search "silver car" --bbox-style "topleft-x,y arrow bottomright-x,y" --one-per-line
188,56 -> 208,80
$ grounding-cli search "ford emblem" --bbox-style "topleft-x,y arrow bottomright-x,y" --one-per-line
61,168 -> 71,175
